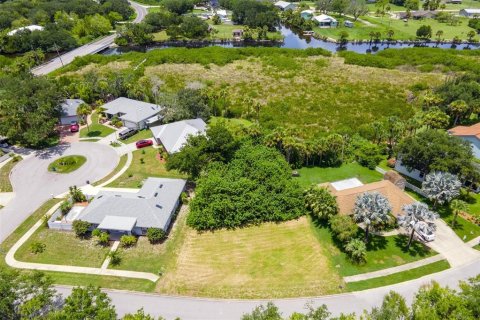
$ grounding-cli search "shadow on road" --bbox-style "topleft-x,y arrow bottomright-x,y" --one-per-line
34,144 -> 70,159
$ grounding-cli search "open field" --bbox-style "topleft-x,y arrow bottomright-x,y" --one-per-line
294,162 -> 383,189
80,112 -> 115,138
346,259 -> 450,291
0,158 -> 20,192
107,146 -> 185,188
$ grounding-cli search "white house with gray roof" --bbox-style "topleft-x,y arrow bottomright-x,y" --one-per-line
77,178 -> 186,236
150,119 -> 207,154
102,97 -> 162,130
60,99 -> 85,125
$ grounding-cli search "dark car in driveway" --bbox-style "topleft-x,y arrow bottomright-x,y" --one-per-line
118,128 -> 138,140
136,139 -> 153,149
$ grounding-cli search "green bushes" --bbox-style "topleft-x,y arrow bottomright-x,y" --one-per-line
120,235 -> 137,247
304,186 -> 338,221
60,200 -> 72,214
329,215 -> 359,243
188,143 -> 305,230
30,241 -> 46,254
146,228 -> 166,244
92,229 -> 110,246
72,220 -> 90,238
345,238 -> 367,264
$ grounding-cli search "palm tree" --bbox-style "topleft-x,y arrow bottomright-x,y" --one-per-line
435,30 -> 444,44
448,100 -> 468,125
450,199 -> 468,227
422,172 -> 461,208
76,103 -> 91,132
354,192 -> 392,243
398,202 -> 438,249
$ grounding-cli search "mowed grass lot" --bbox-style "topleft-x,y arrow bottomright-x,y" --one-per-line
107,146 -> 185,188
0,157 -> 20,192
294,162 -> 383,189
158,217 -> 344,298
15,227 -> 111,267
80,112 -> 115,138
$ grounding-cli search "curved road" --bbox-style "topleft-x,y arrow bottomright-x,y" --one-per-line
0,142 -> 119,242
54,259 -> 480,319
32,1 -> 148,76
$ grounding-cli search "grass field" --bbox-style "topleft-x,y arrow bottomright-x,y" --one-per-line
92,154 -> 128,186
80,112 -> 115,138
157,216 -> 344,298
15,227 -> 111,267
0,157 -> 20,192
48,155 -> 86,174
346,259 -> 450,291
107,146 -> 185,188
122,129 -> 153,144
294,162 -> 383,189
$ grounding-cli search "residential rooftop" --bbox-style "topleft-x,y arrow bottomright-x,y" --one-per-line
60,99 -> 85,117
448,122 -> 480,139
102,97 -> 162,123
150,118 -> 207,154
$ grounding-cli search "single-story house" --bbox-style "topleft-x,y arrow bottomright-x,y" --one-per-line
300,10 -> 314,20
447,0 -> 462,4
313,14 -> 338,28
394,158 -> 425,182
397,10 -> 438,20
216,9 -> 228,19
102,97 -> 162,130
448,122 -> 480,159
77,177 -> 186,236
59,99 -> 85,125
459,9 -> 480,18
232,29 -> 244,38
274,1 -> 297,11
7,25 -> 44,36
150,118 -> 207,154
344,20 -> 354,28
321,178 -> 416,217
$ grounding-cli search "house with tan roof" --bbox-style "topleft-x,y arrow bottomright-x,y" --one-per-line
321,178 -> 416,217
448,122 -> 480,159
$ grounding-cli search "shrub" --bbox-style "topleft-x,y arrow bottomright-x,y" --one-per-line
60,200 -> 72,214
181,192 -> 189,204
304,186 -> 338,221
120,235 -> 137,247
72,220 -> 91,238
92,229 -> 101,237
30,241 -> 46,254
108,250 -> 121,266
146,228 -> 166,244
329,215 -> 359,244
96,232 -> 110,246
345,238 -> 367,264
69,186 -> 86,203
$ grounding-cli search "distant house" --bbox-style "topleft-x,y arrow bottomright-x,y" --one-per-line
150,119 -> 207,154
77,178 -> 186,236
274,1 -> 297,11
216,9 -> 228,19
344,20 -> 354,28
102,97 -> 162,130
313,14 -> 338,28
321,178 -> 416,217
448,122 -> 480,159
459,8 -> 480,18
232,29 -> 243,38
59,99 -> 85,125
397,10 -> 438,20
394,159 -> 425,182
300,10 -> 314,20
447,0 -> 462,3
7,25 -> 44,36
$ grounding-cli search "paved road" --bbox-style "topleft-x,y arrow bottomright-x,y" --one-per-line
0,142 -> 119,242
31,1 -> 148,76
54,258 -> 480,320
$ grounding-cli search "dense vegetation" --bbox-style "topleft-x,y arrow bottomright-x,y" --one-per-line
188,142 -> 304,230
219,0 -> 280,30
0,0 -> 133,54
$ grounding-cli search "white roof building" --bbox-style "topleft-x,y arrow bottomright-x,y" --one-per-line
459,8 -> 480,17
150,119 -> 207,154
313,14 -> 338,24
274,1 -> 297,11
7,25 -> 44,36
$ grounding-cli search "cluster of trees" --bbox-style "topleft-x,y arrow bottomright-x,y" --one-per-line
243,276 -> 480,319
316,0 -> 369,20
0,0 -> 133,53
219,0 -> 280,30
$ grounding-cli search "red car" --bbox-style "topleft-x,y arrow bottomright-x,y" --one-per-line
70,122 -> 79,133
136,139 -> 153,149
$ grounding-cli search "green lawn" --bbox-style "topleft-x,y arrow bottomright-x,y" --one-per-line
122,129 -> 153,144
377,159 -> 391,171
0,157 -> 21,192
92,154 -> 128,186
48,155 -> 86,174
107,146 -> 186,188
294,162 -> 383,189
310,219 -> 436,277
474,244 -> 480,250
346,259 -> 450,292
15,227 -> 111,267
80,112 -> 115,138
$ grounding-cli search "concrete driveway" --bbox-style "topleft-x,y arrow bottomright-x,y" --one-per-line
0,142 -> 119,242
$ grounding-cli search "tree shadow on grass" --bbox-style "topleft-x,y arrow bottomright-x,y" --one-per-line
365,234 -> 388,251
394,235 -> 431,258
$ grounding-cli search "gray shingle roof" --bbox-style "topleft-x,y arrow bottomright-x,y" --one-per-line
78,178 -> 186,230
150,119 -> 207,154
103,97 -> 162,123
61,99 -> 85,117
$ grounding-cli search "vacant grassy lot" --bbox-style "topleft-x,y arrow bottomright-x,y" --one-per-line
15,228 -> 111,267
346,259 -> 450,292
294,162 -> 383,189
48,155 -> 86,173
107,146 -> 185,188
93,154 -> 128,186
80,112 -> 115,138
157,217 -> 344,298
0,157 -> 21,192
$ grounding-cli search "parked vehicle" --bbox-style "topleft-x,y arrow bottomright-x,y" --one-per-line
70,121 -> 79,133
118,128 -> 138,140
415,221 -> 435,242
136,139 -> 153,149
